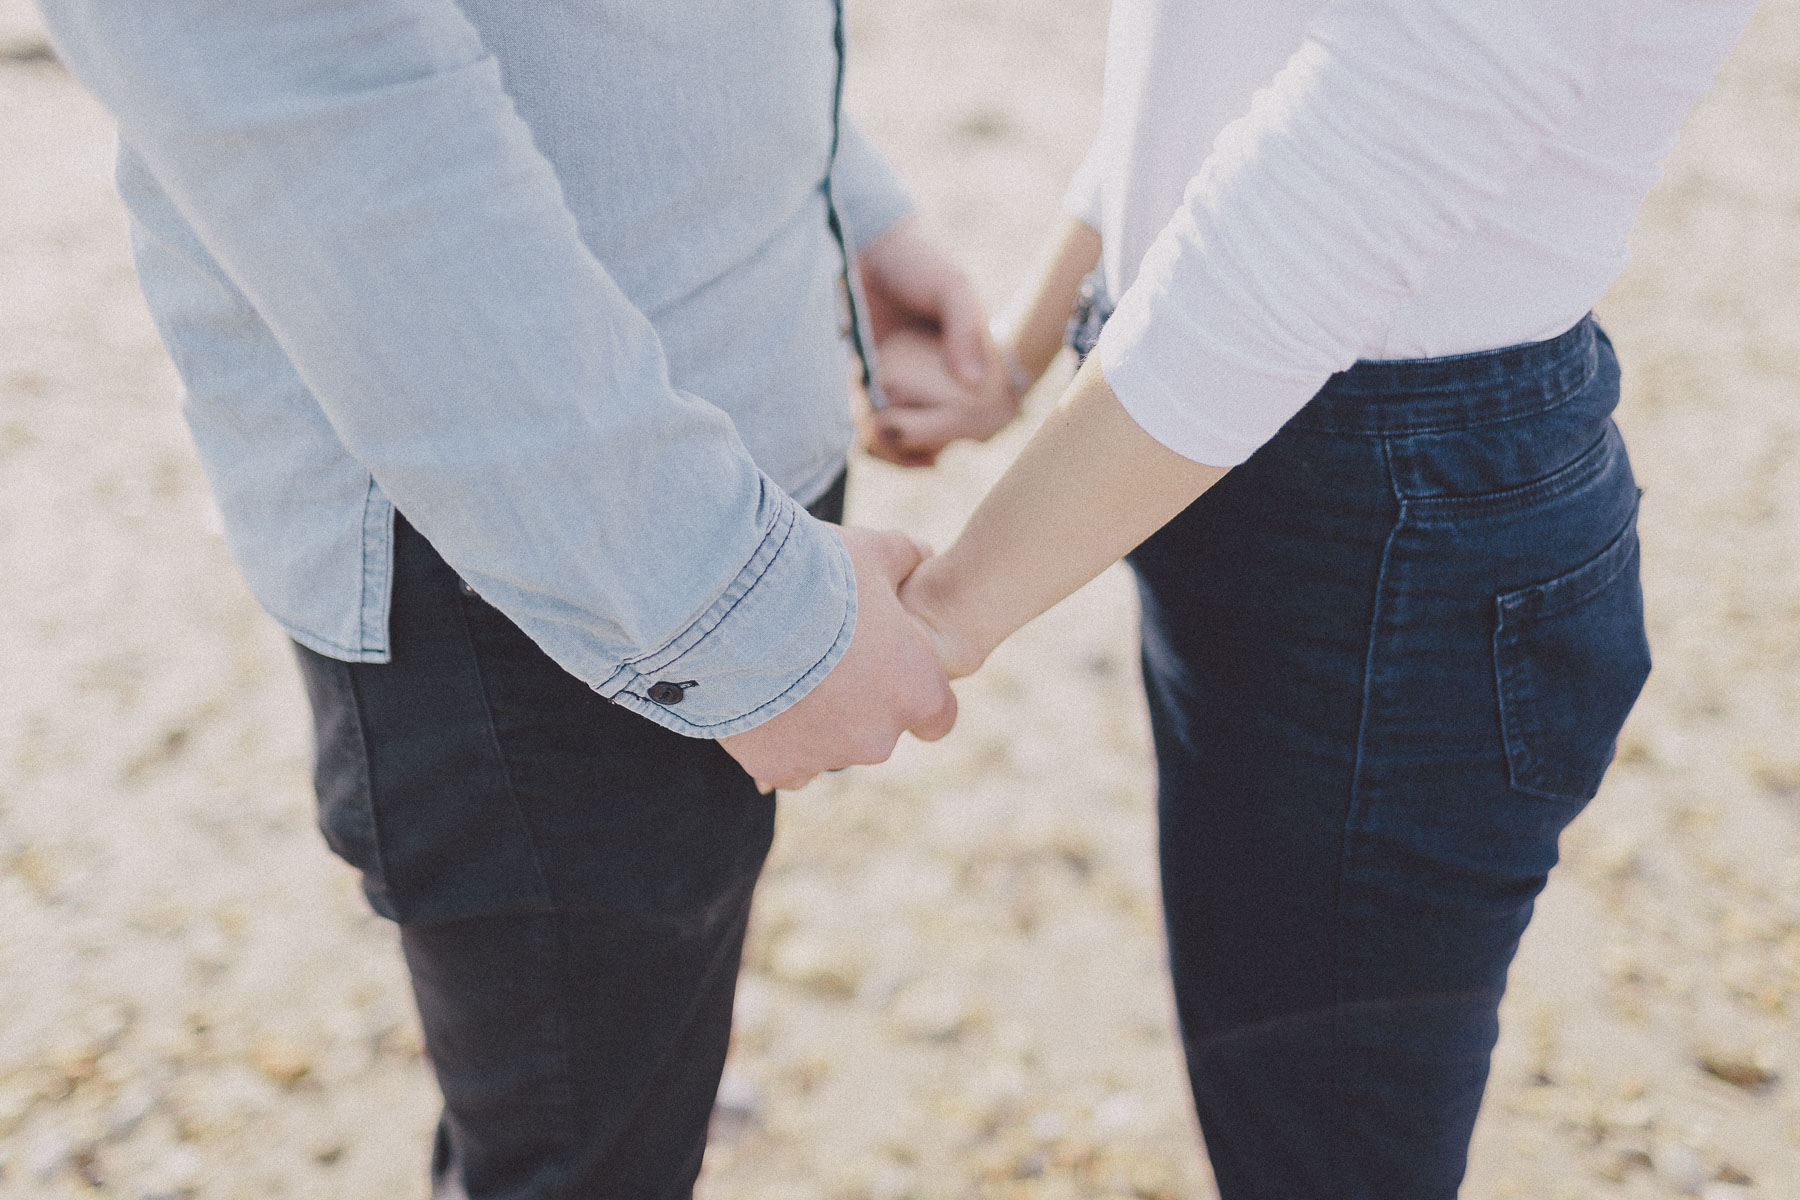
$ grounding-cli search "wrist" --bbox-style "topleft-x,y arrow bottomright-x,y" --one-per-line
898,556 -> 996,681
989,317 -> 1033,410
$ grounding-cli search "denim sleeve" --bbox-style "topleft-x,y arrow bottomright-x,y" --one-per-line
37,0 -> 855,738
831,118 -> 915,255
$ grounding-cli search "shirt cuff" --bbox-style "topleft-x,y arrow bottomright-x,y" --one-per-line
595,492 -> 857,738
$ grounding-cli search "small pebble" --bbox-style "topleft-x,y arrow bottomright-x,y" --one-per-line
709,1068 -> 760,1141
104,1084 -> 158,1138
1700,1185 -> 1754,1200
249,1036 -> 313,1088
1091,1090 -> 1146,1138
767,932 -> 861,999
24,1131 -> 78,1181
713,1069 -> 761,1121
1654,1142 -> 1709,1195
0,34 -> 56,64
1698,1049 -> 1778,1093
887,978 -> 969,1042
143,1144 -> 204,1193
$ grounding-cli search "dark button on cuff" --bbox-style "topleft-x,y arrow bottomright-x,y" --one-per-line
647,681 -> 687,706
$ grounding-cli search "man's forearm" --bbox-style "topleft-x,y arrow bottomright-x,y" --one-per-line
42,0 -> 854,736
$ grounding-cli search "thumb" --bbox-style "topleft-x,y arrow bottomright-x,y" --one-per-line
849,526 -> 929,584
880,529 -> 930,582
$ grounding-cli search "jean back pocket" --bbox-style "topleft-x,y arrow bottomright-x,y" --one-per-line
1493,506 -> 1651,803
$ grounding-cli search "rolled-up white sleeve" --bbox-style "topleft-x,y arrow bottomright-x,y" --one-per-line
1096,0 -> 1625,466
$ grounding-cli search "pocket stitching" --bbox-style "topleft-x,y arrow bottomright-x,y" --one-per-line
1492,505 -> 1645,804
1498,503 -> 1641,624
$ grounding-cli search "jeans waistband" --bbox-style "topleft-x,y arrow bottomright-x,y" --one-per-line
1291,317 -> 1599,436
1069,280 -> 1599,438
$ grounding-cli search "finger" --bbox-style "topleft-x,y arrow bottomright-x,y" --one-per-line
763,766 -> 823,791
864,527 -> 929,582
876,405 -> 971,457
877,350 -> 964,412
888,536 -> 936,590
862,439 -> 938,469
859,425 -> 934,468
873,418 -> 942,463
938,279 -> 991,388
908,675 -> 959,743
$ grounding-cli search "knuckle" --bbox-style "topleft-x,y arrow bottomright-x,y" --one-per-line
912,682 -> 951,720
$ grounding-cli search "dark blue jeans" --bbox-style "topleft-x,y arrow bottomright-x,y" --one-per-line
1128,318 -> 1649,1198
293,475 -> 845,1200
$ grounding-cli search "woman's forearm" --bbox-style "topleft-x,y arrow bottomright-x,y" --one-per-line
994,217 -> 1102,390
901,360 -> 1229,677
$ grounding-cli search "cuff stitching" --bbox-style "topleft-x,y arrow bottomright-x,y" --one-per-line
604,539 -> 855,734
624,587 -> 852,733
624,498 -> 800,679
649,505 -> 798,673
592,495 -> 798,701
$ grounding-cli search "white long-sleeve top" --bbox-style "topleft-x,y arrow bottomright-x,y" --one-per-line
1068,0 -> 1757,466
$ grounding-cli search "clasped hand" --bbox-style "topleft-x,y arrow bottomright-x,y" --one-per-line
853,217 -> 1021,468
719,217 -> 1009,790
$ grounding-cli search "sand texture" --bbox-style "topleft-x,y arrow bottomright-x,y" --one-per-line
2,0 -> 1797,1196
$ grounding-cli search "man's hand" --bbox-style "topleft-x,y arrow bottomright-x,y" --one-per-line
719,526 -> 958,790
856,218 -> 1018,467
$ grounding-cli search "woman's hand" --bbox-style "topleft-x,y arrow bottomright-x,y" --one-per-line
897,551 -> 995,681
898,361 -> 1233,682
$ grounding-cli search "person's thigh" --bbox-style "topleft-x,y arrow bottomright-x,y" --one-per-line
294,478 -> 843,1198
1131,331 -> 1649,1199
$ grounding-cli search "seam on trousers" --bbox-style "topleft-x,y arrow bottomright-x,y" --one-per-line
1331,434 -> 1406,1189
540,914 -> 579,1200
593,871 -> 762,1198
445,600 -> 578,1192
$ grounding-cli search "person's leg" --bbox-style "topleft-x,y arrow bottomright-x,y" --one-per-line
1131,323 -> 1649,1199
293,479 -> 846,1200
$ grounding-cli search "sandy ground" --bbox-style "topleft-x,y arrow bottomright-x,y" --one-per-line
2,0 -> 1797,1197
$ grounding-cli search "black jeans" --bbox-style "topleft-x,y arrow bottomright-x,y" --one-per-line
294,473 -> 845,1199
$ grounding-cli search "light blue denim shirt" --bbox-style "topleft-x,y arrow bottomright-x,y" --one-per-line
35,0 -> 915,737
